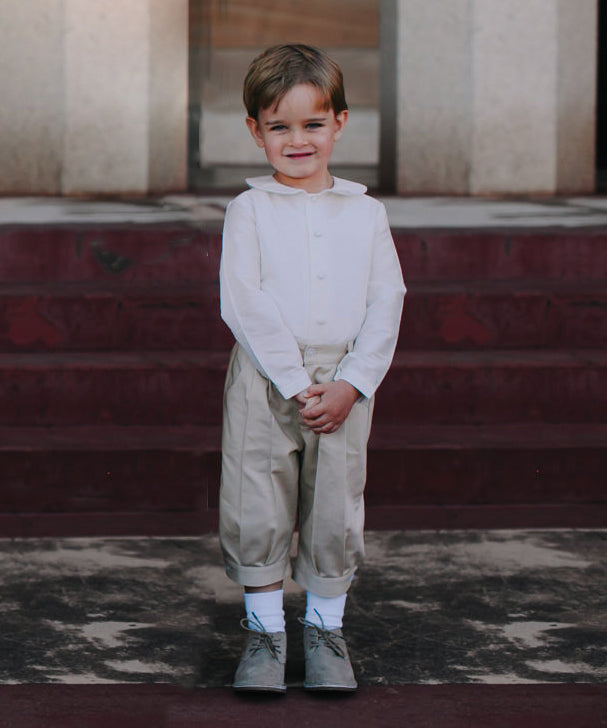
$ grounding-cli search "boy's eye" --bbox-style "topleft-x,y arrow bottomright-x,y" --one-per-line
269,124 -> 287,132
306,122 -> 324,129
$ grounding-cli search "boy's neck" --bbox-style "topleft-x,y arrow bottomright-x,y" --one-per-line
272,171 -> 334,194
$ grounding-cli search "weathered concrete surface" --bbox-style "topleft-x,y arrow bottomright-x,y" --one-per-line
0,530 -> 605,686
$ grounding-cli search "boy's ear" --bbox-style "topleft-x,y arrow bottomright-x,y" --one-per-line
333,109 -> 349,141
246,116 -> 265,148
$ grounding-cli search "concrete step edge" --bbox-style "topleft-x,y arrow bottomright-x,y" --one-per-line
1,423 -> 605,451
1,348 -> 607,368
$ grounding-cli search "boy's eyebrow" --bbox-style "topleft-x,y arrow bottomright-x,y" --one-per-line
263,115 -> 329,127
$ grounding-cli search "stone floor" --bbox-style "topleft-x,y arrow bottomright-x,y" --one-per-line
0,530 -> 605,687
2,194 -> 607,229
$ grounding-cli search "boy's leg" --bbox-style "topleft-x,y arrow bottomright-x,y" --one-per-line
295,396 -> 369,691
219,344 -> 302,692
294,391 -> 373,597
219,344 -> 301,590
243,584 -> 285,632
304,591 -> 347,630
233,587 -> 287,693
292,346 -> 374,690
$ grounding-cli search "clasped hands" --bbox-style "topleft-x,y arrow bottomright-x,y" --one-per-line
293,380 -> 360,434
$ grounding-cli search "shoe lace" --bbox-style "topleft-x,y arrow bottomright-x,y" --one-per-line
298,610 -> 347,659
239,612 -> 282,662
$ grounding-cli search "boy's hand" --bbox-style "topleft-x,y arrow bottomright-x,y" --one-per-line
299,381 -> 360,434
293,390 -> 322,411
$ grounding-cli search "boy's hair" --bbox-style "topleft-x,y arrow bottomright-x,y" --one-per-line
243,43 -> 347,120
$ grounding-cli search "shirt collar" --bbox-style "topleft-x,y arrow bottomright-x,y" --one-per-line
245,175 -> 367,197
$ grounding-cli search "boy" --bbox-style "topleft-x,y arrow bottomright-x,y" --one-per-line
219,43 -> 405,692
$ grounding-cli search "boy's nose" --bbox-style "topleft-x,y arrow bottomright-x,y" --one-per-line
291,129 -> 307,146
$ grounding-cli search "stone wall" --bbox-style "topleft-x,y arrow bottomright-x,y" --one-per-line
0,0 -> 599,195
0,0 -> 188,196
394,0 -> 597,195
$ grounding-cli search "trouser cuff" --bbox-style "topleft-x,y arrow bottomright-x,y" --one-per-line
292,562 -> 355,598
224,558 -> 291,588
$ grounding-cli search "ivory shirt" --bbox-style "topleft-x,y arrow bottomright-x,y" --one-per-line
219,175 -> 406,400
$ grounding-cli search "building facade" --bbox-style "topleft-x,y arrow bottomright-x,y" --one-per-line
0,0 -> 601,196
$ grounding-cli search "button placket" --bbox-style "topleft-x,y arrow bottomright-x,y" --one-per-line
306,199 -> 329,336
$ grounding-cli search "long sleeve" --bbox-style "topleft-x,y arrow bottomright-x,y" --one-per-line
334,203 -> 406,398
219,195 -> 312,399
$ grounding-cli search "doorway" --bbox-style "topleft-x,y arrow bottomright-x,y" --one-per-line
188,0 -> 381,192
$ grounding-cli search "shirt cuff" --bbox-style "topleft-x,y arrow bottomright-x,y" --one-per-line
334,372 -> 374,400
277,370 -> 313,400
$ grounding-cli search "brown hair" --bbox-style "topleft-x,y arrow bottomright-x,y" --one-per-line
243,43 -> 347,120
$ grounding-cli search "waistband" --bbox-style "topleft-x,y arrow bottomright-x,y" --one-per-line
298,341 -> 353,362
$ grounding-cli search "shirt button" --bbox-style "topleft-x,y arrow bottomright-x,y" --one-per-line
317,318 -> 326,325
313,231 -> 322,238
307,347 -> 317,356
317,272 -> 327,279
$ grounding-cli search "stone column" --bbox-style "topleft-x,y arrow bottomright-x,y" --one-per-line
394,0 -> 597,195
0,0 -> 187,196
62,0 -> 150,195
148,0 -> 189,193
556,0 -> 598,193
0,0 -> 64,194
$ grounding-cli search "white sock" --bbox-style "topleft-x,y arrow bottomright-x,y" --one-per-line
244,589 -> 285,633
305,591 -> 347,630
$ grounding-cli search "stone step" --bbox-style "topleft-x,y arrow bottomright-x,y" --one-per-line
2,222 -> 605,534
375,349 -> 607,425
0,425 -> 220,516
0,226 -> 221,283
0,282 -> 231,351
0,424 -> 604,535
2,350 -> 605,426
0,350 -> 227,426
1,226 -> 606,283
365,423 -> 607,507
397,229 -> 607,282
402,280 -> 607,350
1,280 -> 606,352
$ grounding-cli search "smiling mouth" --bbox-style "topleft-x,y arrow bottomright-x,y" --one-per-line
286,152 -> 314,159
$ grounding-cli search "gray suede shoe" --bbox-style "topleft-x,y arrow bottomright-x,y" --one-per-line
233,614 -> 287,693
300,616 -> 357,691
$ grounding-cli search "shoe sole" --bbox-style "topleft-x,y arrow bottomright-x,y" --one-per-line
233,683 -> 287,694
303,683 -> 357,692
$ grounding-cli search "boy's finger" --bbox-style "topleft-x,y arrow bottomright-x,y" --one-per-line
304,401 -> 325,414
302,395 -> 322,411
303,412 -> 330,427
312,422 -> 338,434
306,383 -> 328,396
293,391 -> 309,406
301,400 -> 326,418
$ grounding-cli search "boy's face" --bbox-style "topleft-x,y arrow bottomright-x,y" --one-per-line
246,84 -> 348,193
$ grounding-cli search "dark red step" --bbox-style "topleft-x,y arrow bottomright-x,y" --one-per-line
3,350 -> 606,426
3,684 -> 607,728
1,280 -> 605,352
402,280 -> 607,350
375,350 -> 607,425
0,350 -> 227,426
0,226 -> 221,283
364,423 -> 607,507
0,425 -> 220,516
0,282 -> 232,351
2,222 -> 605,535
1,424 -> 604,528
2,226 -> 607,284
396,229 -> 607,281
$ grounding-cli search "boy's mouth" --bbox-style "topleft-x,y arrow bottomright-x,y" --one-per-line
286,152 -> 314,159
